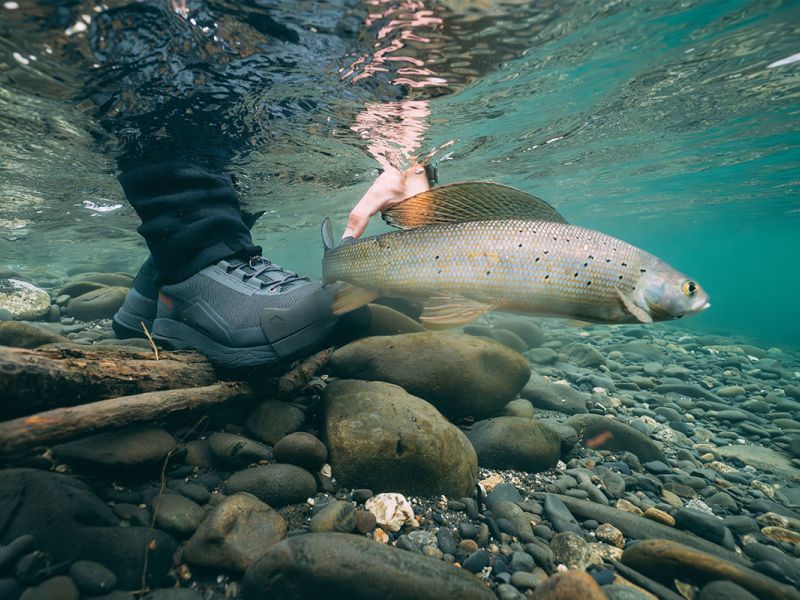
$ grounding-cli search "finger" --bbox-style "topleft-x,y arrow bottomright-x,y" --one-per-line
343,210 -> 369,239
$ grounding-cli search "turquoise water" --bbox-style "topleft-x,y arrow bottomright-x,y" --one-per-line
1,0 -> 798,347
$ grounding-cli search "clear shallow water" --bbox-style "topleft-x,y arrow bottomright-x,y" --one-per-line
1,0 -> 798,347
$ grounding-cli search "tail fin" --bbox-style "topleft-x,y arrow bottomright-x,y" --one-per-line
321,217 -> 334,253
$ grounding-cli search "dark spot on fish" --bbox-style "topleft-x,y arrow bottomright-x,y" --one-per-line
640,268 -> 647,273
587,281 -> 592,286
566,239 -> 570,243
544,250 -> 549,255
553,237 -> 557,241
606,258 -> 611,263
588,255 -> 594,260
486,271 -> 491,276
574,272 -> 579,277
583,262 -> 588,267
518,243 -> 523,248
438,269 -> 442,274
618,275 -> 623,280
535,257 -> 540,262
544,275 -> 550,280
621,262 -> 628,267
435,255 -> 440,259
632,286 -> 636,290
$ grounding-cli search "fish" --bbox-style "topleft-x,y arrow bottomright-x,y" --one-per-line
321,182 -> 710,328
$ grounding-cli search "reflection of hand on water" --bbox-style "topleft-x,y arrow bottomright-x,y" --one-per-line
343,163 -> 430,239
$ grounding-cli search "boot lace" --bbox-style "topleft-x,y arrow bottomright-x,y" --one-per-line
225,256 -> 307,291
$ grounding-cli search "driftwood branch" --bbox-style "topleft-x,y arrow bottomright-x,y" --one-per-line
0,382 -> 253,455
277,347 -> 334,395
0,344 -> 216,419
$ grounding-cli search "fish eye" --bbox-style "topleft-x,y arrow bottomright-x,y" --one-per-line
682,280 -> 698,297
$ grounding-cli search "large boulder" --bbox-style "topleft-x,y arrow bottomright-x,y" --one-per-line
183,493 -> 287,572
565,414 -> 666,463
327,332 -> 530,419
242,533 -> 495,600
322,380 -> 477,498
466,417 -> 561,472
0,469 -> 175,589
0,278 -> 50,320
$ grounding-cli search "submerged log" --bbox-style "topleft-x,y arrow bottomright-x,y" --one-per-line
0,382 -> 252,455
0,344 -> 217,419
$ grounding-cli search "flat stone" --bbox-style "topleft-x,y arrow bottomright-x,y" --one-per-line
152,494 -> 206,539
502,399 -> 535,419
521,378 -> 589,415
717,445 -> 799,479
242,533 -> 495,600
362,304 -> 425,336
183,493 -> 287,573
526,347 -> 559,365
208,432 -> 270,469
53,426 -> 177,471
327,332 -> 530,419
466,417 -> 561,473
67,286 -> 128,320
698,580 -> 759,600
565,415 -> 666,463
19,576 -> 78,600
223,464 -> 317,508
322,380 -> 477,498
310,500 -> 356,533
245,401 -> 305,445
0,321 -> 68,348
543,495 -> 582,535
622,539 -> 799,600
273,432 -> 328,471
69,560 -> 117,595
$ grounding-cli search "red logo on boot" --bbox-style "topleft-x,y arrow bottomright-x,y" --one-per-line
158,293 -> 174,311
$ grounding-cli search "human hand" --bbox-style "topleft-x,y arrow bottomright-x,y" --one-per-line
343,164 -> 431,239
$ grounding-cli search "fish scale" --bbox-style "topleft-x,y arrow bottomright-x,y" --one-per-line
323,219 -> 664,323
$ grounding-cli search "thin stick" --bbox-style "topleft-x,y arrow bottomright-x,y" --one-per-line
141,321 -> 160,361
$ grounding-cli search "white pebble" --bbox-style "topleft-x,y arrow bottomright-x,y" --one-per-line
3,1 -> 19,9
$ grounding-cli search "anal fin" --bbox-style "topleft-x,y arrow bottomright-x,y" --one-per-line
615,289 -> 653,324
420,294 -> 494,329
331,283 -> 380,316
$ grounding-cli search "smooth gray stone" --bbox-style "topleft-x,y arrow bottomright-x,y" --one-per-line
565,414 -> 666,463
698,580 -> 759,600
543,494 -> 582,535
242,533 -> 495,600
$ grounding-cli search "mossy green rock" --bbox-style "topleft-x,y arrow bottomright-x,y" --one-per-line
328,332 -> 530,419
322,380 -> 477,498
0,278 -> 51,320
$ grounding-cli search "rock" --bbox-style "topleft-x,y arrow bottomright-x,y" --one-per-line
243,533 -> 494,600
565,415 -> 666,463
0,322 -> 68,348
223,464 -> 317,508
66,287 -> 128,320
183,493 -> 287,573
502,399 -> 535,419
526,347 -> 559,365
532,571 -> 606,600
0,278 -> 51,320
698,580 -> 759,600
718,386 -> 747,398
490,328 -> 529,353
716,445 -> 799,479
0,534 -> 35,572
491,500 -> 535,542
462,549 -> 491,573
355,510 -> 377,534
563,343 -> 606,367
493,318 -> 545,348
644,508 -> 675,526
322,380 -> 477,498
363,304 -> 425,336
245,401 -> 305,445
53,426 -> 177,471
70,272 -> 134,287
143,590 -> 202,600
673,509 -> 732,549
327,332 -> 530,419
550,532 -> 596,570
273,432 -> 328,470
310,500 -> 356,533
543,495 -> 582,535
58,281 -> 108,298
365,493 -> 417,532
208,432 -> 270,469
621,539 -> 799,600
152,494 -> 206,539
554,496 -> 749,565
521,379 -> 589,415
595,523 -> 624,548
19,576 -> 79,600
608,341 -> 667,362
466,417 -> 561,472
69,560 -> 117,595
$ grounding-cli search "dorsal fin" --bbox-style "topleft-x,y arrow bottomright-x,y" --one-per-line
381,182 -> 567,229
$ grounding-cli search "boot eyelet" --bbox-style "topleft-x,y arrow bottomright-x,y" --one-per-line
268,285 -> 279,293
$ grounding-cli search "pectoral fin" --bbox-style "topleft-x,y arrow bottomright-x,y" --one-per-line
615,289 -> 653,324
331,283 -> 380,315
419,294 -> 494,329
